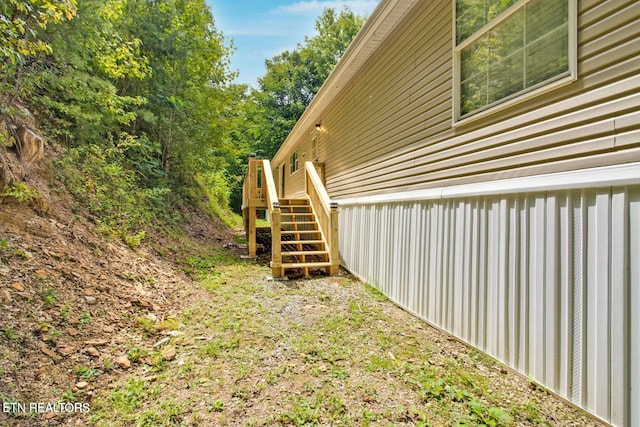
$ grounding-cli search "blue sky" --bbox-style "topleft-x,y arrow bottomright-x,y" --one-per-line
207,0 -> 380,87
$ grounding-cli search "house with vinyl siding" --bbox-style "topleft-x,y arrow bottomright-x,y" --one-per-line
264,0 -> 640,425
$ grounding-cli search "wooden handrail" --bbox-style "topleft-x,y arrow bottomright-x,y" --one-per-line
242,155 -> 281,276
261,159 -> 279,211
305,161 -> 339,275
262,159 -> 282,276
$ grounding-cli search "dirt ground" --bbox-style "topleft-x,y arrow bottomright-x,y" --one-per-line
0,155 -> 608,426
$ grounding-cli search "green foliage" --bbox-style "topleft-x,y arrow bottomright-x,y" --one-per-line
55,142 -> 172,244
2,326 -> 21,340
1,181 -> 39,203
123,230 -> 145,250
0,0 -> 77,87
76,366 -> 103,379
247,7 -> 365,159
3,0 -> 241,226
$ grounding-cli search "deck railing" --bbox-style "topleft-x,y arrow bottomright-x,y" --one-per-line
305,161 -> 339,275
242,155 -> 281,276
243,156 -> 338,277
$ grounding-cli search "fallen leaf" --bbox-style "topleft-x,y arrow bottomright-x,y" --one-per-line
84,339 -> 108,346
40,345 -> 61,360
11,282 -> 25,292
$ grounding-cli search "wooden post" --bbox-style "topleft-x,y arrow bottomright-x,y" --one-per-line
246,154 -> 257,258
271,202 -> 282,278
248,206 -> 257,258
329,202 -> 340,275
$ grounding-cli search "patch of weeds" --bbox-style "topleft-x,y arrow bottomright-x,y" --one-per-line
61,389 -> 81,402
159,398 -> 186,425
416,376 -> 446,402
408,408 -> 431,427
136,410 -> 164,426
318,293 -> 331,302
127,346 -> 148,364
468,399 -> 513,426
0,239 -> 12,265
265,366 -> 287,385
276,397 -> 321,426
2,326 -> 21,340
364,282 -> 388,302
76,366 -> 103,379
156,318 -> 180,332
79,311 -> 92,327
366,355 -> 395,372
198,337 -> 239,358
331,369 -> 349,380
362,409 -> 378,423
46,326 -> 62,343
318,391 -> 347,419
136,316 -> 156,335
0,393 -> 20,416
512,399 -> 547,424
145,351 -> 164,368
445,384 -> 472,402
59,303 -> 71,320
207,400 -> 225,412
107,377 -> 150,414
123,230 -> 146,250
2,182 -> 40,204
231,387 -> 251,401
183,251 -> 236,277
39,288 -> 57,306
347,299 -> 365,321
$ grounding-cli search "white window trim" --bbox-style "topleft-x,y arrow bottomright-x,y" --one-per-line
452,0 -> 578,125
290,149 -> 299,175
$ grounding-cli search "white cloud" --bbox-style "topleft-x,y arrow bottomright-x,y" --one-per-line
273,0 -> 378,17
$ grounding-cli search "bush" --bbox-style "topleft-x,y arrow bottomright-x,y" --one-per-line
55,141 -> 172,245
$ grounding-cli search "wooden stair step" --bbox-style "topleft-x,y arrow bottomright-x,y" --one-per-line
279,199 -> 310,206
282,251 -> 328,256
281,262 -> 333,269
282,240 -> 324,245
282,221 -> 317,225
281,230 -> 320,235
281,208 -> 312,213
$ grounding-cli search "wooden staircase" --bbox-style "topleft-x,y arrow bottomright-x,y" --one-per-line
279,198 -> 333,276
242,155 -> 339,278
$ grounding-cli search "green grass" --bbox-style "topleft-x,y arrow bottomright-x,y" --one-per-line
85,249 -> 583,427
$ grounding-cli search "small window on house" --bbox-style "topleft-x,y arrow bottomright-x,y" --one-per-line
289,150 -> 299,174
455,0 -> 575,119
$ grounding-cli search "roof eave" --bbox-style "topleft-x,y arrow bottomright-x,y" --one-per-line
271,0 -> 418,166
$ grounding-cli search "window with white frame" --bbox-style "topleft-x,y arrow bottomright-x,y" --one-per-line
455,0 -> 575,119
289,149 -> 299,174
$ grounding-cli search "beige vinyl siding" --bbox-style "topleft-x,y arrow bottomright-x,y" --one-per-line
280,132 -> 316,198
324,0 -> 453,182
282,0 -> 640,200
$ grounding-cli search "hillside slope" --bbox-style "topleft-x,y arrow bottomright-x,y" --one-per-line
0,145 -> 235,426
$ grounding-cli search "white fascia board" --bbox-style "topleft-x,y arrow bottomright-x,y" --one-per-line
336,162 -> 640,206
